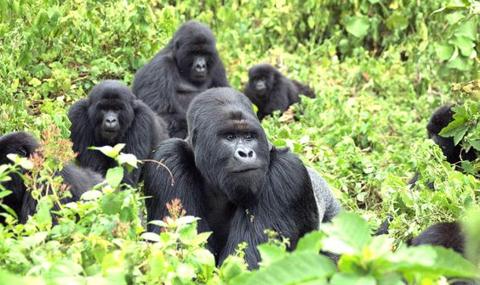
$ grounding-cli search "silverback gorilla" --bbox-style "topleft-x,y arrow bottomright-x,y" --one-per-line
244,64 -> 315,121
0,132 -> 102,224
68,80 -> 167,186
144,87 -> 322,268
133,20 -> 229,138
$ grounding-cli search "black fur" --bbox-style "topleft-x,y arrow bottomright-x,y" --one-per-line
133,20 -> 229,138
0,132 -> 103,224
409,222 -> 475,285
244,64 -> 315,121
409,221 -> 465,253
144,88 -> 318,268
427,105 -> 477,166
68,80 -> 168,186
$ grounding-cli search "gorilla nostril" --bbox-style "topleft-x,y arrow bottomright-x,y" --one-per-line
238,150 -> 247,158
247,150 -> 254,157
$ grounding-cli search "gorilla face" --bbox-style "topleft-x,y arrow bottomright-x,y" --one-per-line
188,88 -> 270,205
87,81 -> 135,144
0,132 -> 39,165
247,64 -> 276,96
173,21 -> 218,86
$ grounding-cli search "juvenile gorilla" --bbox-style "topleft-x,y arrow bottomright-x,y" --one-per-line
133,20 -> 229,138
427,105 -> 477,166
244,63 -> 315,121
144,88 -> 319,268
69,80 -> 167,186
0,132 -> 102,224
409,104 -> 478,186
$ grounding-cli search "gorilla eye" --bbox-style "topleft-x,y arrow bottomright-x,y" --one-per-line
225,134 -> 236,141
244,133 -> 256,141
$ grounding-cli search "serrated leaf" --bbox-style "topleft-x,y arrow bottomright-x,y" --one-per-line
105,166 -> 123,188
386,12 -> 408,31
451,35 -> 475,57
176,215 -> 200,226
90,144 -> 125,159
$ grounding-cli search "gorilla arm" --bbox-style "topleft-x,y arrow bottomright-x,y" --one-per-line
132,55 -> 186,131
219,148 -> 319,268
306,167 -> 341,224
122,100 -> 165,185
143,139 -> 209,233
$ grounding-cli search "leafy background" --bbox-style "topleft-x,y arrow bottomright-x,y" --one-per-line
0,0 -> 480,284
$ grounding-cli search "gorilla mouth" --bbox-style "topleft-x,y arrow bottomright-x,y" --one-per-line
231,167 -> 259,174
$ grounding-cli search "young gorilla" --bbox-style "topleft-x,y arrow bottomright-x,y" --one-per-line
0,132 -> 103,224
133,20 -> 229,138
427,105 -> 477,166
409,104 -> 478,186
69,80 -> 168,186
244,63 -> 315,121
144,88 -> 320,268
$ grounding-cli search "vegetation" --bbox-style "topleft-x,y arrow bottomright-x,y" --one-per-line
1,0 -> 480,283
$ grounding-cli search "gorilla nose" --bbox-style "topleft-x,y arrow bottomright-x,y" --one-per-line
235,147 -> 256,162
195,62 -> 207,73
105,117 -> 118,128
255,81 -> 266,90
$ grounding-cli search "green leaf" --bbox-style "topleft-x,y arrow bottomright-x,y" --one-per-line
117,153 -> 138,171
330,273 -> 376,285
296,231 -> 325,253
258,244 -> 287,266
450,35 -> 475,57
469,140 -> 480,151
386,12 -> 408,31
232,252 -> 335,285
105,166 -> 124,188
141,232 -> 160,242
435,43 -> 454,61
90,144 -> 125,159
80,190 -> 103,201
345,16 -> 370,39
322,212 -> 372,255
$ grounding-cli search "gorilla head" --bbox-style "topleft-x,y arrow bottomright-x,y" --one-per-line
246,64 -> 277,97
87,80 -> 135,145
187,88 -> 270,205
0,132 -> 39,165
0,132 -> 39,218
427,105 -> 477,165
172,21 -> 220,86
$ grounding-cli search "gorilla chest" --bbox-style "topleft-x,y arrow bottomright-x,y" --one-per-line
176,81 -> 208,109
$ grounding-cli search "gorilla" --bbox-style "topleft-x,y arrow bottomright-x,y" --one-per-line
409,221 -> 476,285
427,105 -> 477,166
133,20 -> 229,138
409,221 -> 465,254
409,104 -> 478,186
144,88 -> 334,268
0,132 -> 103,224
307,167 -> 341,226
244,64 -> 315,121
69,80 -> 168,186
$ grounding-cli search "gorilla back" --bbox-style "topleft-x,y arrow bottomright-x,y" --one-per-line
69,80 -> 167,186
133,20 -> 229,138
144,87 -> 318,268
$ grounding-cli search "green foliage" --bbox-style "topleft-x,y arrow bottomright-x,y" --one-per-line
1,0 -> 480,283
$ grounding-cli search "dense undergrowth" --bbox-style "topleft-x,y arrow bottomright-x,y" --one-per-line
1,0 -> 480,284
